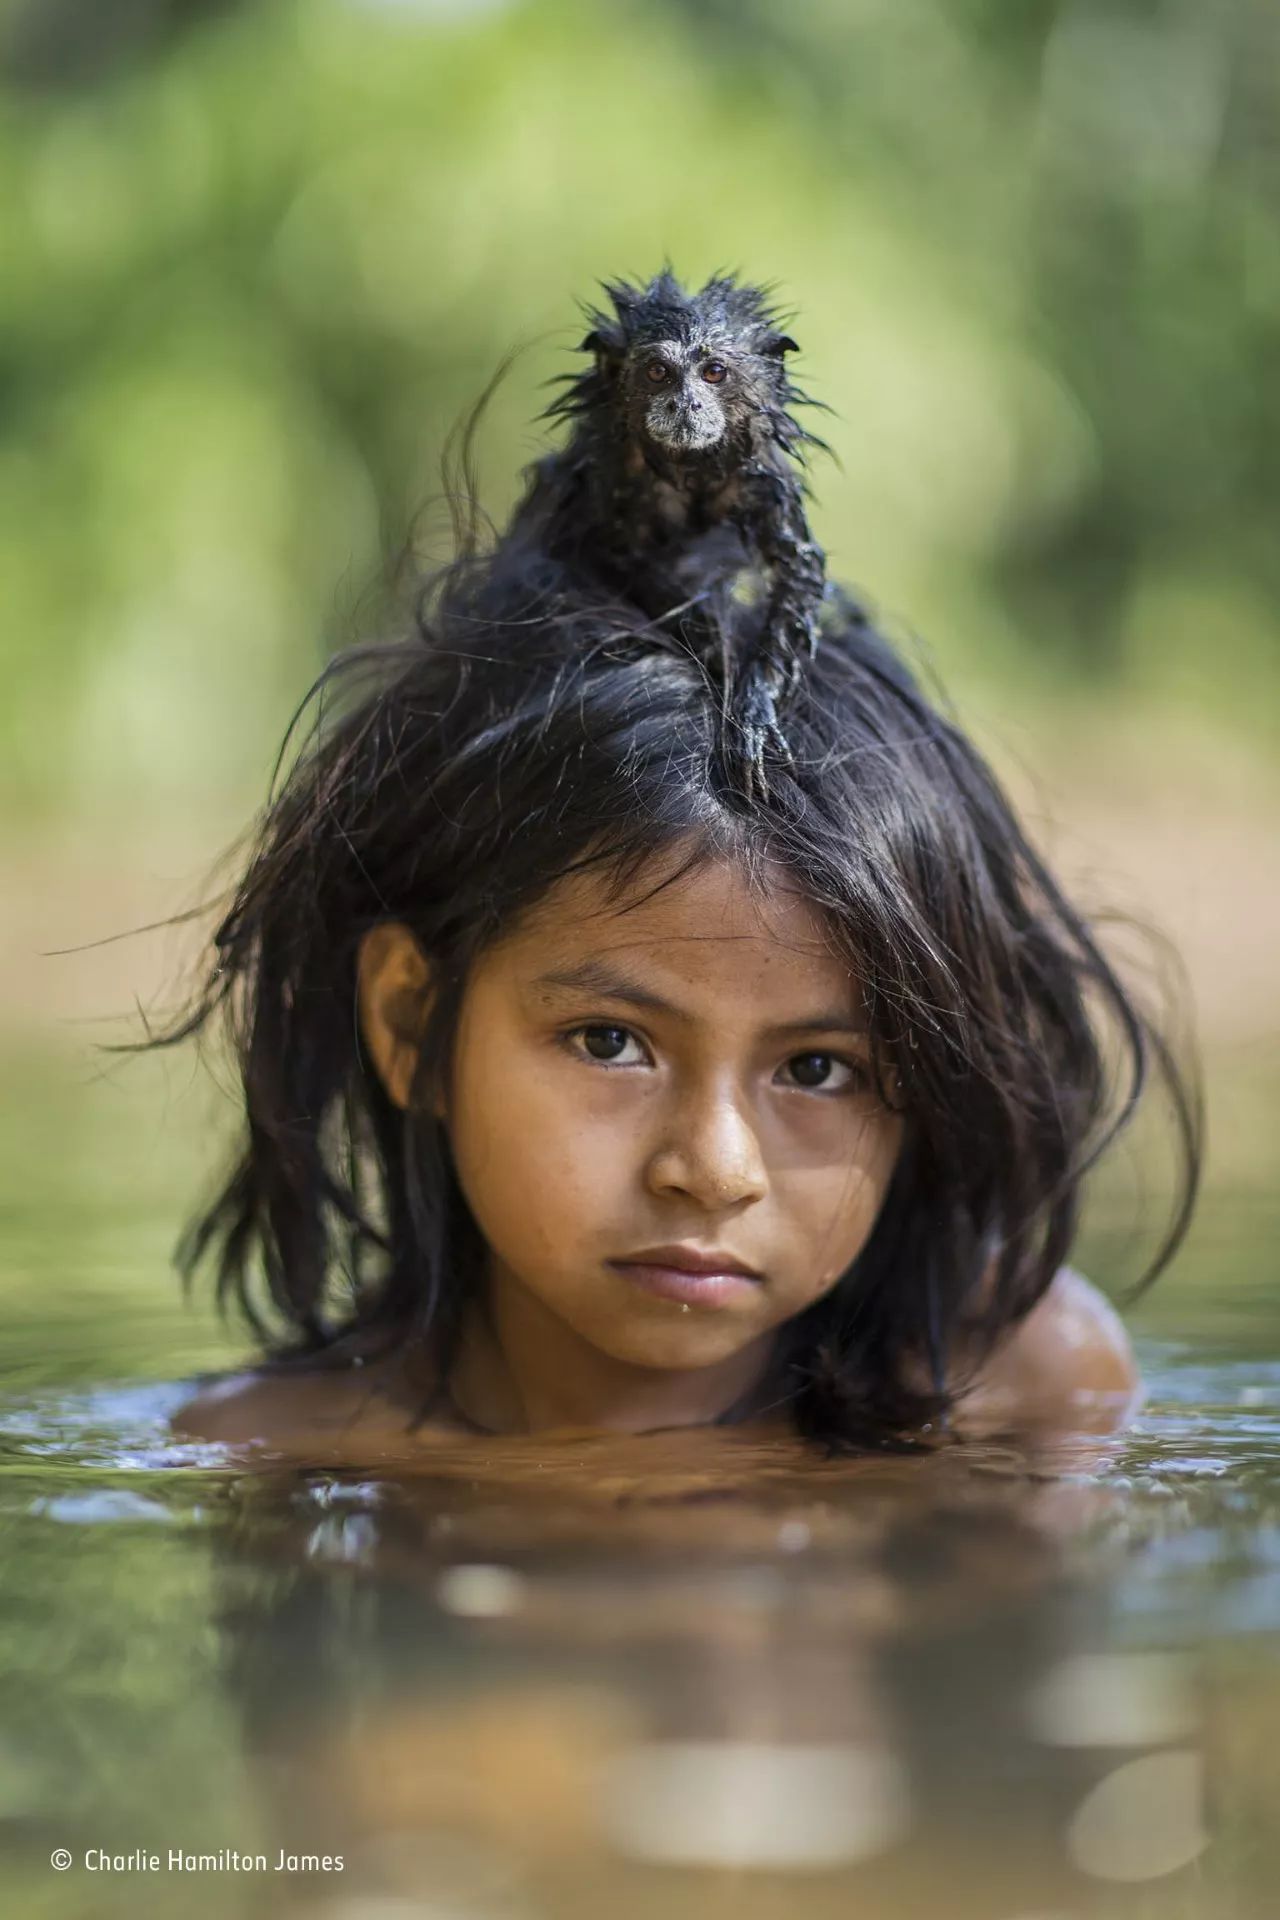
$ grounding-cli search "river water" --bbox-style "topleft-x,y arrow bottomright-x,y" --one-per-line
0,1049 -> 1276,1919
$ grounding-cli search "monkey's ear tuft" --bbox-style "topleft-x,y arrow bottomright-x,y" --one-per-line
766,333 -> 800,357
580,324 -> 625,379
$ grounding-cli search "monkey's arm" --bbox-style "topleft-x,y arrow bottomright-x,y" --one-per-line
726,469 -> 827,791
750,471 -> 826,692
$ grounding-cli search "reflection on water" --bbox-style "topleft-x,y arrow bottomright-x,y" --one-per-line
0,1332 -> 1278,1920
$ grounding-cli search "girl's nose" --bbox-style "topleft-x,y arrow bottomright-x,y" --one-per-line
644,1087 -> 768,1211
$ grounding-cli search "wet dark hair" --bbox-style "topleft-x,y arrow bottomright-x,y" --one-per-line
155,518 -> 1200,1452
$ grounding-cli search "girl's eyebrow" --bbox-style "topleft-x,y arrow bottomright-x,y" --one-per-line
529,961 -> 870,1040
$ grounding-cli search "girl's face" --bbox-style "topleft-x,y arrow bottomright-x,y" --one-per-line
432,849 -> 905,1379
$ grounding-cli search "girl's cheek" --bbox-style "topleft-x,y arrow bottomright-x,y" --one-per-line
784,1116 -> 903,1276
481,1057 -> 634,1195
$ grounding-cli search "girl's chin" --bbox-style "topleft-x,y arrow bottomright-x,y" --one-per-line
567,1310 -> 772,1375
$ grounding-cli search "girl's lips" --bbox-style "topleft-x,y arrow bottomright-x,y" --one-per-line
608,1261 -> 762,1309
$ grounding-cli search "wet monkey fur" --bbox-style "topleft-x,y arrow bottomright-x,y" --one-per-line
505,270 -> 838,790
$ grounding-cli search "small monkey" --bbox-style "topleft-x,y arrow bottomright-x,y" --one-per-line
505,269 -> 832,787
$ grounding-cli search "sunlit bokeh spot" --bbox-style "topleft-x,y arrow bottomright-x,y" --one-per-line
436,1561 -> 528,1617
1065,1749 -> 1208,1882
600,1740 -> 910,1868
1025,1651 -> 1195,1748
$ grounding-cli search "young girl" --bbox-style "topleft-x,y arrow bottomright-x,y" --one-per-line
168,532 -> 1200,1457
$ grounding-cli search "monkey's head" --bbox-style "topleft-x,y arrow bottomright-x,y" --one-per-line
556,270 -> 807,464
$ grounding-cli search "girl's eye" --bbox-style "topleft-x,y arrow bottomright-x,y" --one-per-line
566,1024 -> 649,1066
781,1052 -> 865,1093
645,360 -> 671,384
701,360 -> 728,383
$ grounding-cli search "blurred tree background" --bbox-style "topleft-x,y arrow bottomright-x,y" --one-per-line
0,0 -> 1275,1143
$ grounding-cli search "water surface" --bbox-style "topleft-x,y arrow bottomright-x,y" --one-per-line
1,1049 -> 1276,1920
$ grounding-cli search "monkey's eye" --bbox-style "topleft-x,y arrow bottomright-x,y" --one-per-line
644,360 -> 671,384
701,360 -> 728,384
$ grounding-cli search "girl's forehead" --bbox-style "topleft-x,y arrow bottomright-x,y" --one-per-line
498,855 -> 858,1009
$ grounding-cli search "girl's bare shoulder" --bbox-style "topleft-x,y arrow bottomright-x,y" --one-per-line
171,1367 -> 361,1443
956,1268 -> 1140,1436
170,1353 -> 460,1458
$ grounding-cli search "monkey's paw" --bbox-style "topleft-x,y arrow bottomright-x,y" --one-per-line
732,669 -> 794,801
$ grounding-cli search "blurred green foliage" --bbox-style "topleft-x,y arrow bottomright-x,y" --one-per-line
0,0 -> 1275,824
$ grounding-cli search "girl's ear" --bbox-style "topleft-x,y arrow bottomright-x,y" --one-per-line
356,923 -> 440,1114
